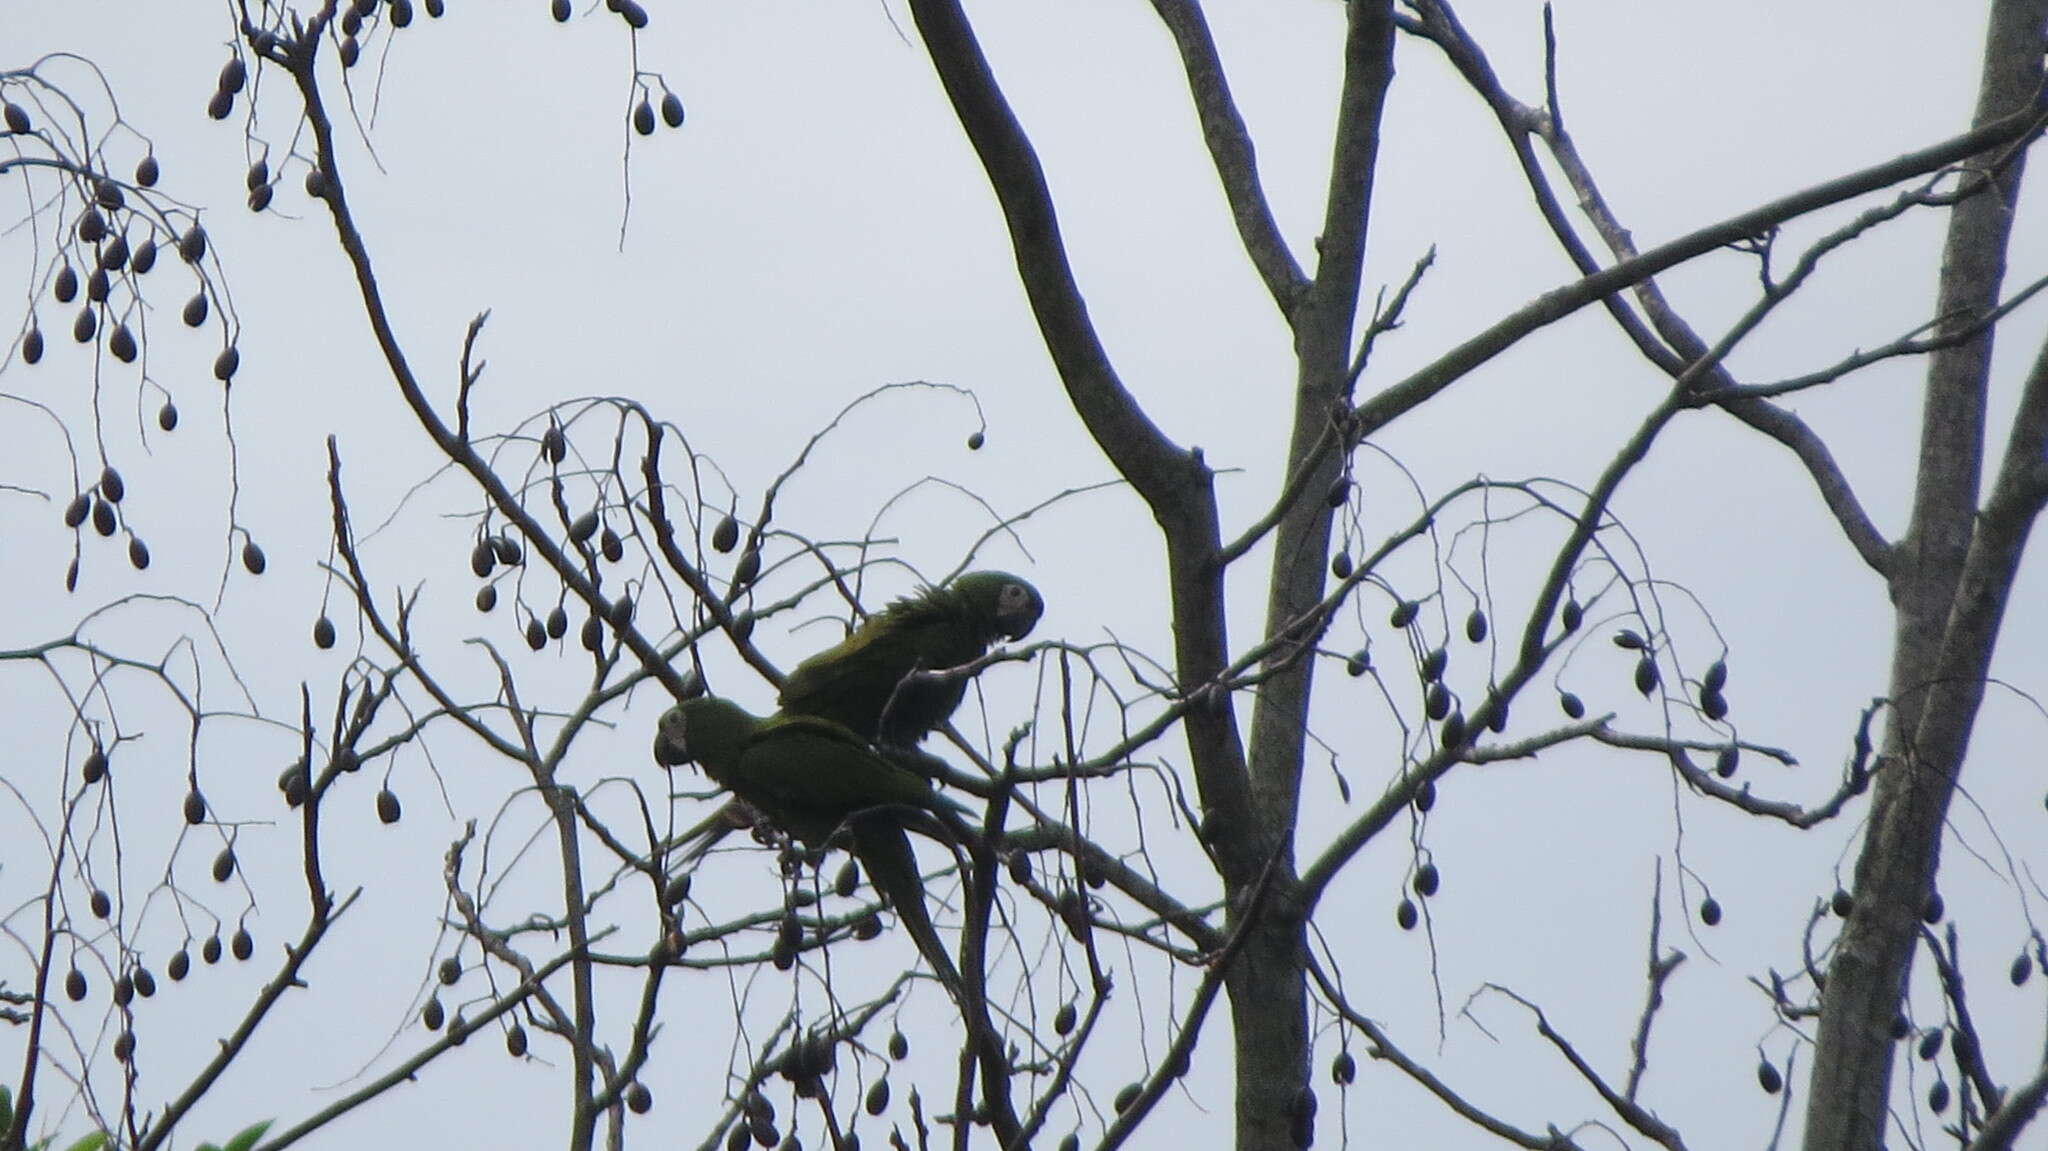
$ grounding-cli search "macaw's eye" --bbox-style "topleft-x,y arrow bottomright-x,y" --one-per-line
1002,585 -> 1029,609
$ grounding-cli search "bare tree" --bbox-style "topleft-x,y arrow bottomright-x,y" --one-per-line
5,2 -> 2048,1150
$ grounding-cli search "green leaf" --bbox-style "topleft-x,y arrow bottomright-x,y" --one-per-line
223,1120 -> 274,1151
61,1133 -> 110,1151
197,1143 -> 222,1151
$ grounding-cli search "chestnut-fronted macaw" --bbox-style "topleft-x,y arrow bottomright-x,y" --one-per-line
777,571 -> 1042,745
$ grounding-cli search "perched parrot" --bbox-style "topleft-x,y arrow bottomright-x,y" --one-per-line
777,570 -> 1043,746
653,696 -> 973,994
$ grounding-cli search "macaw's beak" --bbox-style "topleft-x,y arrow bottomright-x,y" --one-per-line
652,708 -> 693,766
1000,592 -> 1044,642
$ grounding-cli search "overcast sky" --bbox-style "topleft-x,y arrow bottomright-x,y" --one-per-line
5,2 -> 2047,1149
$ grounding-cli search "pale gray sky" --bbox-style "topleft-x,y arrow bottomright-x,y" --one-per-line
4,2 -> 2045,1149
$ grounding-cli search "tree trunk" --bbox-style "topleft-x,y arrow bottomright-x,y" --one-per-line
1802,3 -> 2048,1146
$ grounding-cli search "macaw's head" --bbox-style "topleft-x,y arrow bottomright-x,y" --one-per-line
951,571 -> 1044,642
651,696 -> 758,777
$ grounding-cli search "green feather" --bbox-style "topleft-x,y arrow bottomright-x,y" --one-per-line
657,697 -> 971,993
777,571 -> 1043,744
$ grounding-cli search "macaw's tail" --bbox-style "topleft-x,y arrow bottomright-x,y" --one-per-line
851,819 -> 964,1000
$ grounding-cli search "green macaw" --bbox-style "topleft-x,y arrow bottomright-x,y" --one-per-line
653,696 -> 972,994
777,571 -> 1043,746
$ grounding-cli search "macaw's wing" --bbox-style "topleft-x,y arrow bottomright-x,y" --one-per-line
737,716 -> 947,821
778,583 -> 1013,744
852,818 -> 964,1000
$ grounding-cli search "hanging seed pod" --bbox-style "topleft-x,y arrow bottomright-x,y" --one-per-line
579,614 -> 604,652
93,498 -> 117,536
54,265 -> 79,303
65,557 -> 78,592
1918,1029 -> 1944,1061
82,746 -> 108,784
470,539 -> 496,577
1413,778 -> 1436,812
1389,599 -> 1418,629
1008,851 -> 1032,884
109,324 -> 137,363
422,997 -> 446,1030
219,56 -> 248,94
247,183 -> 272,213
732,546 -> 762,589
182,292 -> 209,327
341,7 -> 363,34
2012,953 -> 2034,986
1050,1001 -> 1078,1037
1484,695 -> 1509,733
131,237 -> 157,274
1424,681 -> 1450,721
1330,550 -> 1352,580
438,956 -> 462,986
94,178 -> 124,209
833,858 -> 859,898
184,789 -> 207,824
1465,609 -> 1487,643
1058,1136 -> 1079,1151
377,788 -> 402,824
22,325 -> 44,364
313,614 -> 337,649
241,540 -> 266,574
1413,862 -> 1440,897
864,1079 -> 890,1116
427,0 -> 444,16
340,36 -> 360,67
1713,746 -> 1739,778
663,872 -> 692,906
600,526 -> 624,562
525,618 -> 546,650
3,102 -> 30,132
1703,659 -> 1728,693
1559,690 -> 1585,719
77,208 -> 106,244
1421,646 -> 1447,682
231,926 -> 253,960
1922,892 -> 1945,924
1112,1083 -> 1142,1113
606,594 -> 632,628
1700,686 -> 1727,721
1613,629 -> 1645,650
136,153 -> 160,187
73,306 -> 97,343
546,605 -> 568,639
212,846 -> 236,882
207,89 -> 235,120
113,1030 -> 135,1063
202,934 -> 222,964
391,0 -> 415,26
1928,1077 -> 1950,1114
475,585 -> 498,613
304,165 -> 328,198
132,966 -> 157,997
64,493 -> 91,528
711,514 -> 740,553
661,91 -> 685,127
552,0 -> 571,20
1699,897 -> 1722,926
625,1083 -> 653,1115
1831,889 -> 1855,917
617,0 -> 649,27
213,345 -> 240,381
90,889 -> 113,918
85,268 -> 110,303
633,99 -> 657,136
1633,654 -> 1658,697
1345,648 -> 1369,677
491,535 -> 522,566
1756,1059 -> 1782,1095
506,1023 -> 527,1057
167,948 -> 190,981
1332,1050 -> 1356,1086
569,510 -> 600,543
111,973 -> 133,1006
541,423 -> 566,463
1396,898 -> 1418,930
99,233 -> 130,271
158,400 -> 178,430
179,224 -> 208,263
